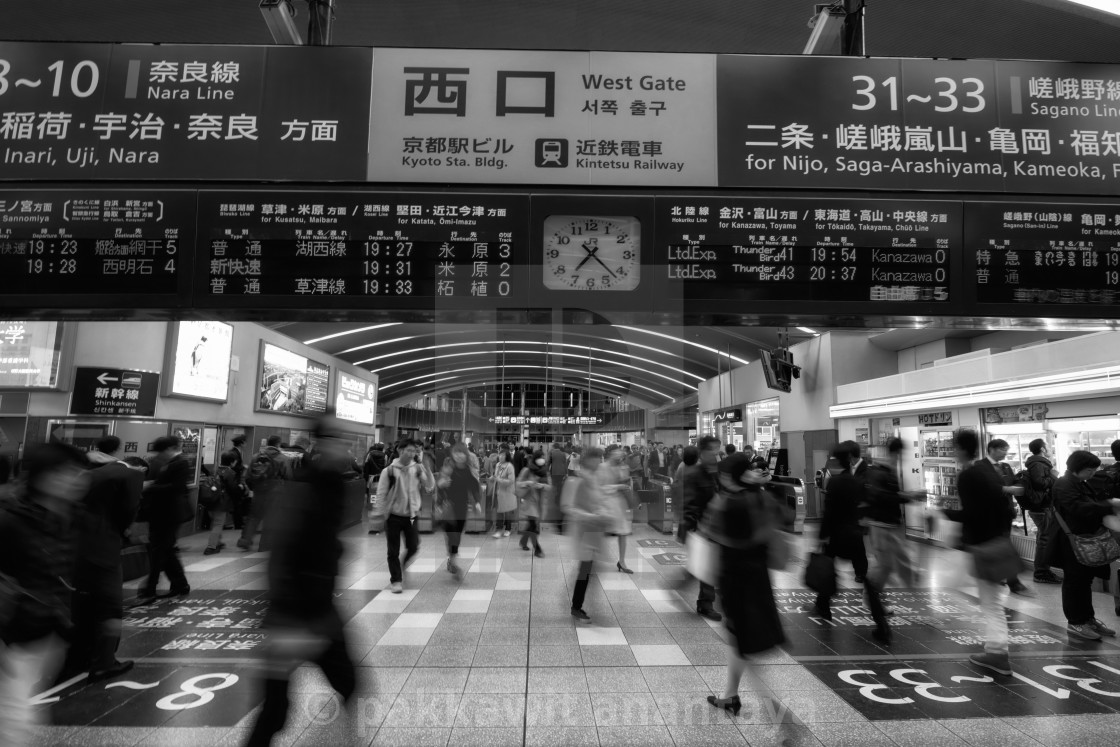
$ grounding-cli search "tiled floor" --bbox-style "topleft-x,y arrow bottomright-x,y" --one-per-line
27,517 -> 1120,746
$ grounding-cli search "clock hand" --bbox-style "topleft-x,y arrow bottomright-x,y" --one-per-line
573,243 -> 597,271
591,254 -> 618,278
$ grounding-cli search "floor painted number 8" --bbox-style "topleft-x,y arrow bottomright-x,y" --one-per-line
156,673 -> 240,711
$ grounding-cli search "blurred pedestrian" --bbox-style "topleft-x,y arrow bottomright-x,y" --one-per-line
491,450 -> 517,538
246,421 -> 357,747
517,451 -> 549,557
137,436 -> 192,604
705,452 -> 787,718
945,429 -> 1019,676
564,448 -> 612,623
814,441 -> 869,623
372,439 -> 435,593
238,435 -> 293,552
600,444 -> 634,574
64,436 -> 142,682
681,436 -> 723,622
0,443 -> 88,745
436,443 -> 481,580
204,452 -> 240,555
223,434 -> 249,531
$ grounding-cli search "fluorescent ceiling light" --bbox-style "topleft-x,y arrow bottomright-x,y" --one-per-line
370,349 -> 695,391
613,325 -> 752,366
356,340 -> 704,383
830,365 -> 1120,418
1061,0 -> 1120,17
796,327 -> 820,336
339,336 -> 417,355
302,323 -> 402,345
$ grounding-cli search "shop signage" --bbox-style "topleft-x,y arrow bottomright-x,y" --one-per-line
70,366 -> 159,416
367,49 -> 717,186
983,403 -> 1049,423
712,408 -> 742,422
0,321 -> 64,388
0,42 -> 372,180
918,411 -> 953,427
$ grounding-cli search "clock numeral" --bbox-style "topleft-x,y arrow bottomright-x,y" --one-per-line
601,275 -> 611,287
555,265 -> 566,276
586,277 -> 596,288
617,234 -> 628,243
622,250 -> 633,259
586,221 -> 599,232
556,235 -> 571,245
548,249 -> 559,259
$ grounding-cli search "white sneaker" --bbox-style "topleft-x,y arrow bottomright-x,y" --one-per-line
491,531 -> 503,539
390,582 -> 403,594
502,530 -> 511,537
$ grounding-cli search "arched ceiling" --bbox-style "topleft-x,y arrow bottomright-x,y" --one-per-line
271,321 -> 797,409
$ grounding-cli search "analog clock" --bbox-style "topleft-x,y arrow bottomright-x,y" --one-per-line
543,215 -> 641,291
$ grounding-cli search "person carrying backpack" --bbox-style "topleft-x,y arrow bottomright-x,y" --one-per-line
1023,438 -> 1061,584
201,453 -> 239,555
237,436 -> 293,552
371,439 -> 435,593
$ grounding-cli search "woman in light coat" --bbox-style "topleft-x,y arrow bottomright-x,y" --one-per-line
491,450 -> 517,538
563,448 -> 611,623
517,451 -> 549,557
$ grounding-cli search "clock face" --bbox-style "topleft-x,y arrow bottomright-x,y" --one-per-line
543,215 -> 641,291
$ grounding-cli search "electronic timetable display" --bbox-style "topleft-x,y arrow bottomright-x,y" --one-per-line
195,191 -> 531,310
0,189 -> 193,308
654,197 -> 960,309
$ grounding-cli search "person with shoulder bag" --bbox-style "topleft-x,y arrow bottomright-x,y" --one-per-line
1051,449 -> 1120,641
681,436 -> 724,622
815,442 -> 875,627
703,452 -> 787,720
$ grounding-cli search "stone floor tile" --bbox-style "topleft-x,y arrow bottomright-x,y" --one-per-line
473,645 -> 529,667
939,718 -> 1044,747
525,692 -> 597,727
528,666 -> 589,693
381,694 -> 462,728
401,667 -> 471,693
372,726 -> 453,746
579,645 -> 637,667
529,644 -> 583,667
873,720 -> 969,747
453,692 -> 526,727
806,722 -> 899,747
524,726 -> 600,747
667,724 -> 750,746
595,725 -> 674,746
447,727 -> 524,747
584,666 -> 650,692
590,691 -> 664,726
464,667 -> 529,694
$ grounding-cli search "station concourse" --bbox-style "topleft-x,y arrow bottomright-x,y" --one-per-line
5,1 -> 1120,745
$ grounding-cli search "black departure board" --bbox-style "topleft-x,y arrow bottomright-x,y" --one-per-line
195,191 -> 531,309
654,197 -> 960,309
967,202 -> 1120,308
0,189 -> 193,308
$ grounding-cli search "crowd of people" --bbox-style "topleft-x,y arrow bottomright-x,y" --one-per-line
4,424 -> 1120,743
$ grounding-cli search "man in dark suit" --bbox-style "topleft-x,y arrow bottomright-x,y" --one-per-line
222,434 -> 249,530
137,436 -> 192,603
67,436 -> 143,680
976,438 -> 1035,597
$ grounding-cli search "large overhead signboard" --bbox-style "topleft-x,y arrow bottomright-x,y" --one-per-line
194,191 -> 531,310
0,189 -> 193,309
653,196 -> 960,314
716,56 -> 1120,195
0,42 -> 372,180
366,49 -> 718,186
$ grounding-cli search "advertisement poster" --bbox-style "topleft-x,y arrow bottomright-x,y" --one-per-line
166,320 -> 232,401
256,342 -> 328,416
335,371 -> 377,426
0,321 -> 64,388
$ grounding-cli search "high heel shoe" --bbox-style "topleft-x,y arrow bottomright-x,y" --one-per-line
706,695 -> 742,715
616,562 -> 634,574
